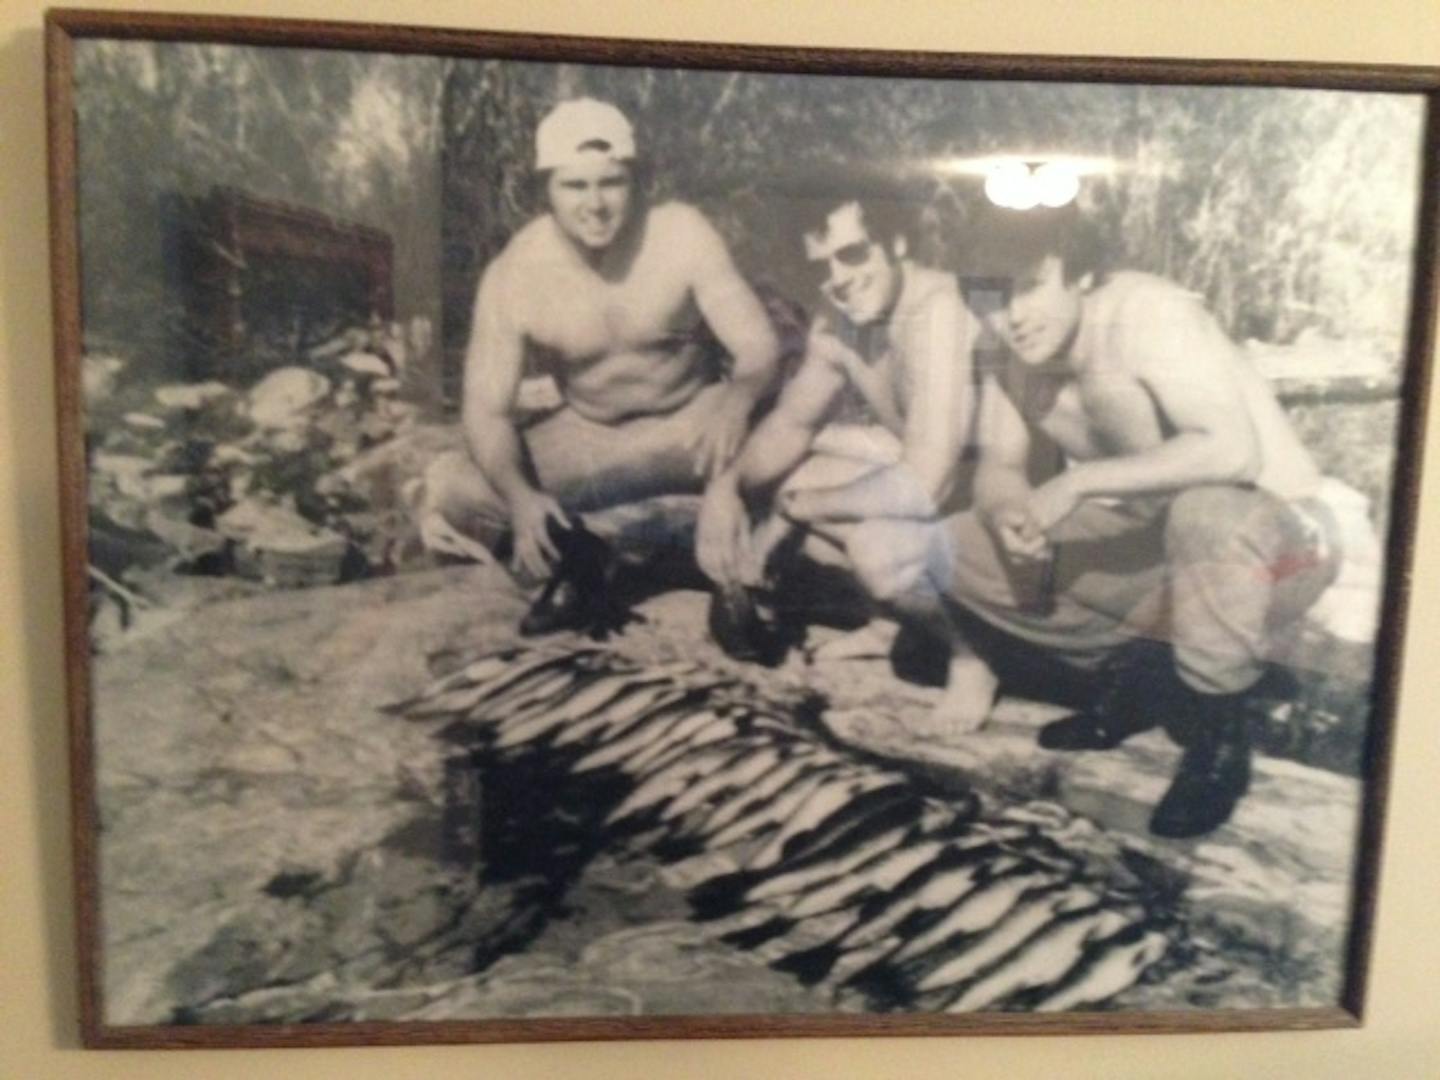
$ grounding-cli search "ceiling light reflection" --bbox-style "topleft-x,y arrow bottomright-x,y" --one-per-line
941,154 -> 1112,210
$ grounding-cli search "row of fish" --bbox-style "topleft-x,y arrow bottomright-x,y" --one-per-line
387,641 -> 1171,1013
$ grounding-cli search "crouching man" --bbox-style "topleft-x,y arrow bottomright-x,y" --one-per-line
418,98 -> 780,630
699,180 -> 996,733
942,204 -> 1372,838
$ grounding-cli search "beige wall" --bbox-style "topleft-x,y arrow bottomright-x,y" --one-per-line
3,1 -> 1438,1076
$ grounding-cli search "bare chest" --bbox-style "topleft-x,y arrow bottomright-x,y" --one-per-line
1036,372 -> 1164,460
833,343 -> 908,434
521,264 -> 700,364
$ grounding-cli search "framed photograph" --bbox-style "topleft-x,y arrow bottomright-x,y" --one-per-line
46,8 -> 1440,1048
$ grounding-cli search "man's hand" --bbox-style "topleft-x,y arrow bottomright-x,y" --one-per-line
508,489 -> 567,582
1026,472 -> 1082,536
986,501 -> 1050,562
776,485 -> 821,525
807,321 -> 857,366
689,386 -> 756,480
696,474 -> 753,586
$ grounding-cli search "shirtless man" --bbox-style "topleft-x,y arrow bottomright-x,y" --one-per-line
699,186 -> 992,729
944,204 -> 1351,838
419,98 -> 780,624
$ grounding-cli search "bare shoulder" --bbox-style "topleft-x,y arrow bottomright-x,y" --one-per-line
473,217 -> 564,324
649,199 -> 718,234
895,264 -> 975,347
492,215 -> 562,277
649,200 -> 729,255
1088,271 -> 1222,369
903,264 -> 964,308
1096,271 -> 1208,329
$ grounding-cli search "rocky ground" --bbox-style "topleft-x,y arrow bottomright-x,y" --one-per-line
80,329 -> 1385,1027
92,562 -> 1368,1027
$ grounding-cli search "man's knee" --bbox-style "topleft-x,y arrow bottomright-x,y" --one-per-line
1164,486 -> 1263,560
420,450 -> 477,515
846,521 -> 935,604
418,450 -> 506,543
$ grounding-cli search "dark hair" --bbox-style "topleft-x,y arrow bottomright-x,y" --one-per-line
961,203 -> 1108,284
780,167 -> 922,250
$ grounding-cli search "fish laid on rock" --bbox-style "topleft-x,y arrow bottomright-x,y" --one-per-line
1032,926 -> 1170,1012
941,905 -> 1142,1012
390,640 -> 1172,1014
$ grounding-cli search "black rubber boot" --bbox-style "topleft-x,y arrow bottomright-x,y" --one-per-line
1036,640 -> 1171,751
1149,706 -> 1252,839
707,582 -> 789,667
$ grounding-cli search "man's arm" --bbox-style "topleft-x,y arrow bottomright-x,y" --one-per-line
971,372 -> 1050,561
682,206 -> 782,477
696,343 -> 845,585
1027,291 -> 1261,533
781,284 -> 979,524
461,258 -> 565,577
732,336 -> 848,500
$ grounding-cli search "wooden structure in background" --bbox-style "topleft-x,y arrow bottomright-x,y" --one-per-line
189,186 -> 393,348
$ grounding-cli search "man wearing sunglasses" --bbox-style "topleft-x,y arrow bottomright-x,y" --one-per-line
699,181 -> 994,734
416,98 -> 781,630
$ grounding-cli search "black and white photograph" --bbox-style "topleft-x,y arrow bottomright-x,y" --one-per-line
50,12 -> 1436,1043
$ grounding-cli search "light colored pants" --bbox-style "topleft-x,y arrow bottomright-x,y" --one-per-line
419,383 -> 724,555
931,486 -> 1342,694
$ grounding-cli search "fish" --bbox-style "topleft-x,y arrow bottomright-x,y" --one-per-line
783,838 -> 947,921
942,905 -> 1139,1012
747,771 -> 911,871
385,674 -> 511,719
605,735 -> 753,825
838,845 -> 1019,954
754,908 -> 862,964
1032,926 -> 1168,1012
493,669 -> 666,749
567,696 -> 714,771
570,684 -> 702,750
760,783 -> 919,872
816,852 -> 1028,991
695,748 -> 841,841
544,665 -> 702,748
746,819 -> 916,906
616,708 -> 740,778
465,652 -> 605,726
692,792 -> 921,921
380,647 -> 528,714
740,707 -> 805,741
702,767 -> 848,853
661,745 -> 787,824
478,665 -> 597,730
825,932 -> 904,986
913,884 -> 1101,994
888,866 -> 1060,965
501,668 -> 691,754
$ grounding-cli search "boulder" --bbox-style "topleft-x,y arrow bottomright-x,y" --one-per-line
144,509 -> 230,565
216,498 -> 349,588
338,351 -> 392,379
155,381 -> 236,412
247,367 -> 332,429
123,411 -> 167,432
82,353 -> 126,409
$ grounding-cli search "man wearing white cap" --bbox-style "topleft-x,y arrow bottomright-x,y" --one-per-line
419,98 -> 781,628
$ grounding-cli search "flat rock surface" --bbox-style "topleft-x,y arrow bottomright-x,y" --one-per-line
93,565 -> 1362,1024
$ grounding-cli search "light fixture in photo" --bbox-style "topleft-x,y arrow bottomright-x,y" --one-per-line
942,155 -> 1113,209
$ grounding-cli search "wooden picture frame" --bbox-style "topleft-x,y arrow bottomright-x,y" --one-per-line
46,7 -> 1440,1048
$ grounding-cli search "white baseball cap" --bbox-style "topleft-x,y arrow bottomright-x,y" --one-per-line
535,98 -> 636,171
